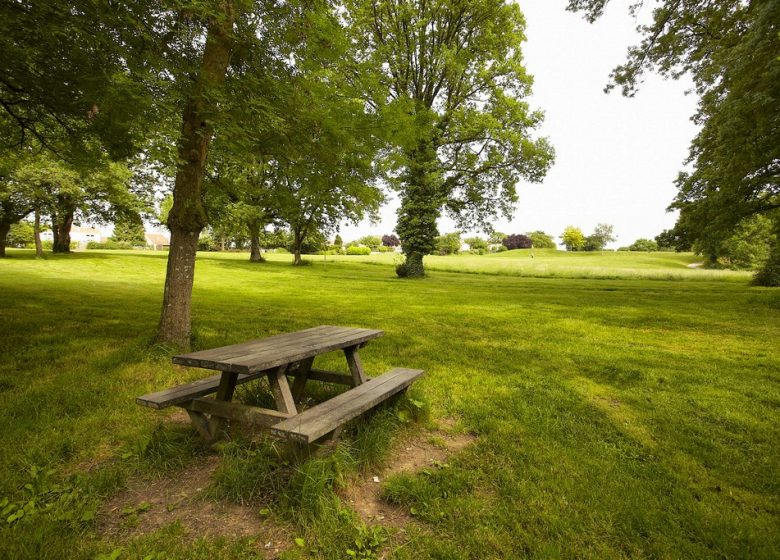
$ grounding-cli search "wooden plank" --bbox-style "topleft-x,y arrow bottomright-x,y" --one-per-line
210,371 -> 239,436
183,398 -> 291,427
270,368 -> 424,443
178,326 -> 357,364
136,372 -> 260,409
173,326 -> 383,374
288,368 -> 359,386
267,365 -> 297,415
344,346 -> 367,386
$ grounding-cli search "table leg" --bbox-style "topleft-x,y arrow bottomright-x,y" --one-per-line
208,371 -> 239,440
267,364 -> 297,415
291,357 -> 314,402
344,345 -> 367,386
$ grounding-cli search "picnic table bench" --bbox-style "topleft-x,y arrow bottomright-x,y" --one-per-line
137,326 -> 423,446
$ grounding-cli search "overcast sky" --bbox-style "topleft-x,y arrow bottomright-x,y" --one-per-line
338,0 -> 701,248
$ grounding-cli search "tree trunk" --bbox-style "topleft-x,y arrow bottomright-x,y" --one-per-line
292,229 -> 303,265
248,221 -> 264,262
395,139 -> 441,278
0,221 -> 10,257
51,206 -> 74,253
404,252 -> 425,277
155,3 -> 236,350
33,210 -> 43,257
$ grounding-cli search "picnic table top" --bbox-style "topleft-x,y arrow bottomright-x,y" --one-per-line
172,325 -> 383,374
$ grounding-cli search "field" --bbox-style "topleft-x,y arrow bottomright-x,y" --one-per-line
0,249 -> 778,559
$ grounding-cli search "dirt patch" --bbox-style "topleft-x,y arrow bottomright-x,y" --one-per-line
340,419 -> 476,529
100,455 -> 289,552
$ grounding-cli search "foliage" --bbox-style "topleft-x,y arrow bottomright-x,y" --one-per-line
568,1 -> 780,272
112,210 -> 146,246
628,239 -> 658,252
528,230 -> 556,249
655,228 -> 691,252
381,234 -> 400,247
464,237 -> 488,252
718,215 -> 774,270
334,234 -> 344,248
502,234 -> 532,250
6,221 -> 34,248
560,226 -> 585,252
346,245 -> 371,256
753,244 -> 780,287
349,0 -> 554,275
488,231 -> 507,245
355,236 -> 382,251
435,232 -> 462,255
86,240 -> 133,250
583,223 -> 616,251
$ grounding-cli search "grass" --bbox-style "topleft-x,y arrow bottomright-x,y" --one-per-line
313,248 -> 753,281
0,248 -> 778,559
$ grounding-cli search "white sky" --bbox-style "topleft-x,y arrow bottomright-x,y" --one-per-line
338,0 -> 700,248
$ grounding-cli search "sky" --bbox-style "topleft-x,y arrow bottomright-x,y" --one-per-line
337,0 -> 701,249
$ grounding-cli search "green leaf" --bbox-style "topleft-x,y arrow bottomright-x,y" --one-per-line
294,537 -> 305,548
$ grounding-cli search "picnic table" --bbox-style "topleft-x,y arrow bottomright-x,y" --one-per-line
137,326 -> 423,446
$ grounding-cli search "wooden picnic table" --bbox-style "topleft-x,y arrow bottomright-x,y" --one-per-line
137,326 -> 423,445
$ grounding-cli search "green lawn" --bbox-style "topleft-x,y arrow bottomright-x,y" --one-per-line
319,248 -> 752,281
0,249 -> 778,559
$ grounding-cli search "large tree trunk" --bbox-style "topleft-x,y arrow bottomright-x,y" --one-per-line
155,3 -> 236,350
396,140 -> 440,278
51,205 -> 74,253
248,221 -> 264,262
0,221 -> 10,257
292,229 -> 303,266
33,210 -> 43,257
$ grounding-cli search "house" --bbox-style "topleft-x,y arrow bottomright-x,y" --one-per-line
145,232 -> 170,251
40,226 -> 106,247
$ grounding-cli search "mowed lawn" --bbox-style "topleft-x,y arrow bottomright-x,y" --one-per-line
0,250 -> 778,559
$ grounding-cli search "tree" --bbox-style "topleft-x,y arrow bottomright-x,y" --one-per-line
568,0 -> 780,284
503,234 -> 532,250
349,0 -> 554,277
528,230 -> 556,249
6,221 -> 34,248
356,236 -> 382,251
584,223 -> 615,251
112,210 -> 147,247
628,239 -> 658,252
464,236 -> 488,252
334,234 -> 344,248
655,228 -> 691,252
435,232 -> 462,255
488,231 -> 507,245
382,234 -> 400,247
560,226 -> 585,252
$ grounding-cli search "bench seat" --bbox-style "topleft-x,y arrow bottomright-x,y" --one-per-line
270,367 -> 424,444
136,372 -> 257,409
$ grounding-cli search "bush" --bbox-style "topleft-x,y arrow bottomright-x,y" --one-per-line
86,240 -> 132,250
346,245 -> 371,255
496,244 -> 508,252
503,234 -> 532,250
395,263 -> 409,277
753,244 -> 780,286
464,236 -> 488,252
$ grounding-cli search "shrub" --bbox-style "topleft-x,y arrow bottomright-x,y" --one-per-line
395,263 -> 409,277
346,245 -> 371,255
503,234 -> 532,250
86,240 -> 132,250
753,244 -> 780,286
